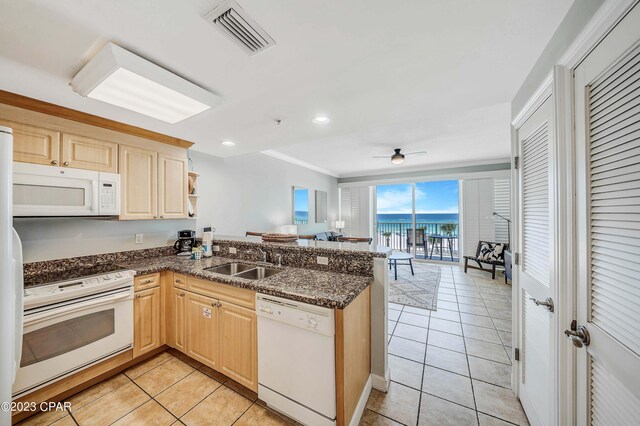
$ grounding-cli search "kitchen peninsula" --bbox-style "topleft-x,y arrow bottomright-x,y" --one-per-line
16,236 -> 390,426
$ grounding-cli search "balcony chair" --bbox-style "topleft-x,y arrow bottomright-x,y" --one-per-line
464,241 -> 509,283
406,229 -> 428,255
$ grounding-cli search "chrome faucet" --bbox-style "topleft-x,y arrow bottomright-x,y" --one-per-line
274,253 -> 283,267
257,248 -> 267,263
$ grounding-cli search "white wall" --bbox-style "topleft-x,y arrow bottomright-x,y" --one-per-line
14,151 -> 339,262
190,150 -> 338,237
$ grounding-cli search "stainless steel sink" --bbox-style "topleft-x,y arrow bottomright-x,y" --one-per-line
204,263 -> 255,276
234,267 -> 282,280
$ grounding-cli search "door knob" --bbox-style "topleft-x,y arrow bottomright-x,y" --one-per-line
529,297 -> 554,312
564,322 -> 590,348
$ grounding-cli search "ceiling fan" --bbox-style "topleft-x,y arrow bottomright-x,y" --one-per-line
372,148 -> 427,165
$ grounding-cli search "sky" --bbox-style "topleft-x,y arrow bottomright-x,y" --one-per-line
293,188 -> 309,212
376,180 -> 459,214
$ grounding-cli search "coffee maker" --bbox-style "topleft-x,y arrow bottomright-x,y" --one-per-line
174,230 -> 196,255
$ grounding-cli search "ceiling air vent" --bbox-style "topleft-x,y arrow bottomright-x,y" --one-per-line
205,0 -> 276,56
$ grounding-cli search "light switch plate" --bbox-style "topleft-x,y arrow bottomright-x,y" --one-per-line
135,233 -> 143,244
317,256 -> 329,265
212,245 -> 220,252
229,247 -> 237,254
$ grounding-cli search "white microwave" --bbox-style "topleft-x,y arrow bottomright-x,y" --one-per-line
13,163 -> 120,217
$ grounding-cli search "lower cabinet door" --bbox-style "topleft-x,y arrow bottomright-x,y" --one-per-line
219,301 -> 258,391
170,287 -> 187,352
186,293 -> 219,368
133,286 -> 161,358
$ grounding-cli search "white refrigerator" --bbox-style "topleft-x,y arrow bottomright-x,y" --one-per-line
1,125 -> 23,423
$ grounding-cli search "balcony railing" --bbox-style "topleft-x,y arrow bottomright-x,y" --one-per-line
376,222 -> 459,260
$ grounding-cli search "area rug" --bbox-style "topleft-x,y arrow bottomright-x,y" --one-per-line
388,264 -> 441,310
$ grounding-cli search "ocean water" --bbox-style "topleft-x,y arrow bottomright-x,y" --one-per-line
294,211 -> 309,224
377,213 -> 458,224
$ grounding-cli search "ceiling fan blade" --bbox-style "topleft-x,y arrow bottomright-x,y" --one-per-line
404,151 -> 427,156
372,156 -> 390,159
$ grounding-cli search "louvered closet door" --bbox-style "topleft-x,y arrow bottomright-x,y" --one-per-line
516,95 -> 555,426
574,4 -> 640,425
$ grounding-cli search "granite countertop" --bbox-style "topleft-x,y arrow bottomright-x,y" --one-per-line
213,234 -> 392,257
117,255 -> 371,309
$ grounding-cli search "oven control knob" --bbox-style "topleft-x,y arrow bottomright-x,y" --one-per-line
23,289 -> 31,297
308,318 -> 318,328
102,275 -> 112,281
115,273 -> 123,278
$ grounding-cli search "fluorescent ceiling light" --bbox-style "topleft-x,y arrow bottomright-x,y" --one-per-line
221,140 -> 236,147
70,43 -> 222,124
312,115 -> 330,124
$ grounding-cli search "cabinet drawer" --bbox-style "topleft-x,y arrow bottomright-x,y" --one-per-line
188,277 -> 255,309
134,272 -> 160,291
173,273 -> 187,289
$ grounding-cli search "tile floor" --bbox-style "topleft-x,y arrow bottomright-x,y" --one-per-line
19,348 -> 295,426
363,261 -> 528,426
20,262 -> 527,426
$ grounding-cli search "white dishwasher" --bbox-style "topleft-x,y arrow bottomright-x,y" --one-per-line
256,294 -> 336,426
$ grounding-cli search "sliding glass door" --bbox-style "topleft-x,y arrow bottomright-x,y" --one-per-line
376,180 -> 459,260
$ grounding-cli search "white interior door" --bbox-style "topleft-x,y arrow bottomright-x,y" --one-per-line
574,3 -> 640,424
516,95 -> 556,426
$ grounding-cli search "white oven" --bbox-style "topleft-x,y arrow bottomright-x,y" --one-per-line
13,162 -> 120,217
13,277 -> 134,398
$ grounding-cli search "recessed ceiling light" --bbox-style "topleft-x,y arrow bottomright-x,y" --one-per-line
221,140 -> 236,147
312,115 -> 330,124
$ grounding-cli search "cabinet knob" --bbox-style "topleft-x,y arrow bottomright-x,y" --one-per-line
51,160 -> 58,165
63,161 -> 69,166
160,215 -> 164,219
136,294 -> 141,298
179,292 -> 185,297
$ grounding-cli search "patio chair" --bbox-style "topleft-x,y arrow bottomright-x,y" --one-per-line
406,229 -> 427,255
464,241 -> 509,282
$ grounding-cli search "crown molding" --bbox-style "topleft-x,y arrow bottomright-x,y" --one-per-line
260,149 -> 339,177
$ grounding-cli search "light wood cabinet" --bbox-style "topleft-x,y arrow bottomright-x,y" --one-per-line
133,286 -> 162,358
61,133 -> 117,172
119,145 -> 158,220
186,293 -> 219,368
134,272 -> 160,292
4,120 -> 60,166
219,301 -> 258,391
167,287 -> 187,352
158,152 -> 188,219
173,273 -> 187,289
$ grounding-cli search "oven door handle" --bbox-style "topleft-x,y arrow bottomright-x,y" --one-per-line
24,291 -> 132,327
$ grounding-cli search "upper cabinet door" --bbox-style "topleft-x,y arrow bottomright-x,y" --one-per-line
4,120 -> 60,166
158,152 -> 188,219
61,133 -> 117,172
119,145 -> 158,220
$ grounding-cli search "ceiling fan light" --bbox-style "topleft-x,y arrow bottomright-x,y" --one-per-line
391,156 -> 404,164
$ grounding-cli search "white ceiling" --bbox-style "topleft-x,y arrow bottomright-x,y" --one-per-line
0,0 -> 573,177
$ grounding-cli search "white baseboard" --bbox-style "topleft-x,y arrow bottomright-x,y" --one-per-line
349,375 -> 373,426
371,370 -> 390,392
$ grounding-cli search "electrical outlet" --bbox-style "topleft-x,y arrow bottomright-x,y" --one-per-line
135,233 -> 143,244
212,245 -> 220,252
229,247 -> 237,254
317,256 -> 329,265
